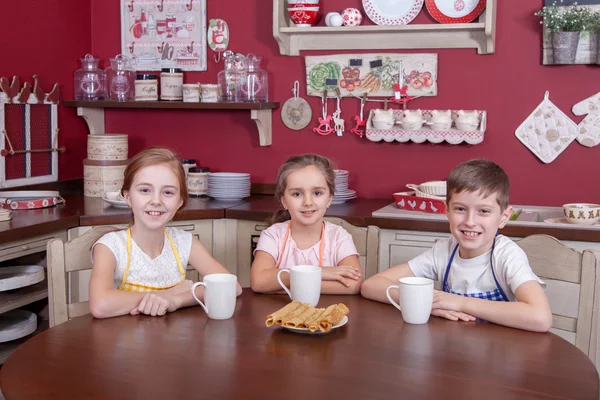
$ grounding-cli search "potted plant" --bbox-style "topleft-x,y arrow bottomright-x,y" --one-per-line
536,1 -> 598,64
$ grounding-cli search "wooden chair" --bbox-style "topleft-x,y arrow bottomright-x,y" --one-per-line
516,234 -> 600,371
324,217 -> 380,279
46,226 -> 117,327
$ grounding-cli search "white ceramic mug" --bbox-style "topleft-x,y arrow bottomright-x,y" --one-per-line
386,277 -> 434,324
191,274 -> 237,320
277,265 -> 322,306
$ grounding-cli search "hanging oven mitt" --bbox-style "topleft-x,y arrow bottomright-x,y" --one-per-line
572,92 -> 600,148
515,91 -> 579,164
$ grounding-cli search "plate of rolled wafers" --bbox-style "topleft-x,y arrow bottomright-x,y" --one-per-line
265,301 -> 349,335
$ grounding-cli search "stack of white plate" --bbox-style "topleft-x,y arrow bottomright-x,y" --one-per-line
0,208 -> 11,222
103,191 -> 130,209
208,172 -> 251,201
332,170 -> 357,204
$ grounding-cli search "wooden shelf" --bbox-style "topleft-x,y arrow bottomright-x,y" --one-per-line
63,100 -> 281,146
273,0 -> 496,55
0,281 -> 48,315
0,319 -> 48,365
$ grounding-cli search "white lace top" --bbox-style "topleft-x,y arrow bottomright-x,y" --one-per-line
92,227 -> 192,291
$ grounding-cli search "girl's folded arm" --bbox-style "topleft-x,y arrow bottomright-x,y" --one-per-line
89,244 -> 147,318
250,250 -> 289,293
320,255 -> 363,295
188,237 -> 242,297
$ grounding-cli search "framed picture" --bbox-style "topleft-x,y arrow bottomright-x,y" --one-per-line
305,53 -> 437,98
120,0 -> 207,71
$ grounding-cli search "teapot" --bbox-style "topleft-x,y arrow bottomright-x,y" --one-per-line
426,110 -> 452,130
401,109 -> 423,130
371,109 -> 394,130
455,110 -> 480,132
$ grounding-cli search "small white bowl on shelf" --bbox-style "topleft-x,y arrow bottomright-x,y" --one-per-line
562,203 -> 600,225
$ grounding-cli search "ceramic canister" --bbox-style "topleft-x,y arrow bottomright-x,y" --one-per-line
83,159 -> 128,197
135,74 -> 158,101
200,84 -> 219,103
160,68 -> 184,101
87,134 -> 129,161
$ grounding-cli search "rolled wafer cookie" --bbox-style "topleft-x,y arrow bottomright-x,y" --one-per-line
309,304 -> 337,332
285,306 -> 320,328
299,307 -> 326,328
319,303 -> 350,333
265,301 -> 301,327
280,303 -> 311,325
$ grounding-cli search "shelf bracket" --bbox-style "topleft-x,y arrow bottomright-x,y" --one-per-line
251,109 -> 272,146
77,107 -> 105,135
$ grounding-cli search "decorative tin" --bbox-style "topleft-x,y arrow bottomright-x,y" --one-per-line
87,134 -> 128,161
83,159 -> 128,197
160,68 -> 184,100
135,74 -> 158,101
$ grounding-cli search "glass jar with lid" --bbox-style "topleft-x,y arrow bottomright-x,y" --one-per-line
74,53 -> 105,100
105,54 -> 136,101
238,54 -> 268,102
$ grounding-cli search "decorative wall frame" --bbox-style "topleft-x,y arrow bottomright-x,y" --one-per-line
305,53 -> 437,98
120,0 -> 207,71
0,76 -> 60,188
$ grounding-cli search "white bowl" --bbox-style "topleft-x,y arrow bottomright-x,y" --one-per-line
419,181 -> 446,196
563,203 -> 600,225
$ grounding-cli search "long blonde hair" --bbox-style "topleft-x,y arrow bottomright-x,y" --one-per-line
121,147 -> 188,211
270,154 -> 336,225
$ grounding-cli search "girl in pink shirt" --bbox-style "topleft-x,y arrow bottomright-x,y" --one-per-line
251,154 -> 363,294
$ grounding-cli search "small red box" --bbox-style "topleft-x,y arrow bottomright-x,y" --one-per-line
392,191 -> 446,214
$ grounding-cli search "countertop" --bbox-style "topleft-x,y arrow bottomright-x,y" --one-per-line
1,189 -> 599,244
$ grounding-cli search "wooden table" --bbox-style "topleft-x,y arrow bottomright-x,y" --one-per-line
1,292 -> 598,399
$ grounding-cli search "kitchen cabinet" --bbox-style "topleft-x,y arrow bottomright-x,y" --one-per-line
0,230 -> 67,364
273,0 -> 497,55
64,100 -> 280,147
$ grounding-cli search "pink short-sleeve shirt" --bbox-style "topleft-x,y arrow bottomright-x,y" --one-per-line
254,221 -> 359,269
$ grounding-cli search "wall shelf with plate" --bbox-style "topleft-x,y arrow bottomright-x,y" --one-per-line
63,100 -> 281,147
273,0 -> 496,56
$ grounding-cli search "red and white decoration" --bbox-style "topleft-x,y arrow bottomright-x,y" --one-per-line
362,0 -> 424,26
393,192 -> 447,214
342,8 -> 363,26
1,75 -> 60,188
366,109 -> 486,145
572,92 -> 600,148
425,0 -> 486,23
0,191 -> 64,210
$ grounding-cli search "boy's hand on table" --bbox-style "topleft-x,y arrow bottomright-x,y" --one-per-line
431,309 -> 476,322
431,290 -> 475,321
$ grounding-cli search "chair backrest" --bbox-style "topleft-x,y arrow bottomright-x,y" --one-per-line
324,217 -> 380,279
47,226 -> 117,327
516,234 -> 600,370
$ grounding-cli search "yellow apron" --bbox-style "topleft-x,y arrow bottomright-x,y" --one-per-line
275,222 -> 325,269
119,228 -> 186,292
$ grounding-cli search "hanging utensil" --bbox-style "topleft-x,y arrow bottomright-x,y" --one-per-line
207,19 -> 229,63
281,81 -> 312,130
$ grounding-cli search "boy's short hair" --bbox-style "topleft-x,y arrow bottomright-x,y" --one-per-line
447,159 -> 510,210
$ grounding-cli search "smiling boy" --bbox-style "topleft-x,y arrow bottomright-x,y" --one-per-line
361,159 -> 552,332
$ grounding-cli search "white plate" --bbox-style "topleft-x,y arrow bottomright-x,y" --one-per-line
284,315 -> 348,335
425,0 -> 485,23
0,310 -> 37,343
0,265 -> 44,291
208,173 -> 250,177
103,192 -> 130,209
544,217 -> 600,226
363,0 -> 424,25
210,196 -> 248,201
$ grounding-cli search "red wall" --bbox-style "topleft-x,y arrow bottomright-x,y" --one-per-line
0,0 -> 91,180
10,1 -> 600,206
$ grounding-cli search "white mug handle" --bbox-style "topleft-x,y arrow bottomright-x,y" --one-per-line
386,285 -> 402,312
191,282 -> 208,314
276,269 -> 293,300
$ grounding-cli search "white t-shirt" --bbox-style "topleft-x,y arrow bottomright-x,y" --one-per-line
254,221 -> 359,269
408,235 -> 545,301
92,227 -> 192,290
